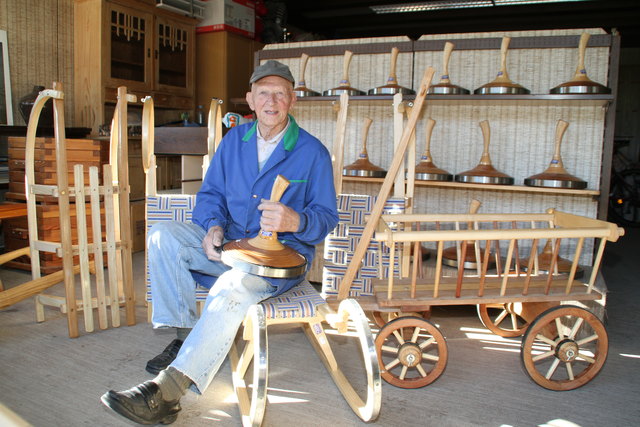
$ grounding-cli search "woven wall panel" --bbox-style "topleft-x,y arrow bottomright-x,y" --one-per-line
1,0 -> 75,125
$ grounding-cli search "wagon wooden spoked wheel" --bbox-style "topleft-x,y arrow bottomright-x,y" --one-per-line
375,316 -> 448,388
477,303 -> 529,337
520,305 -> 608,391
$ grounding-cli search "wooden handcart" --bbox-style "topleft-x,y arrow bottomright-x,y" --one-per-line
326,66 -> 625,392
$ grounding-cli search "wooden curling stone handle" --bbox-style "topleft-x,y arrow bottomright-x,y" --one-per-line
479,120 -> 493,166
573,32 -> 591,82
340,50 -> 354,87
440,42 -> 454,84
495,37 -> 512,83
298,53 -> 310,86
421,118 -> 437,160
249,174 -> 290,249
269,174 -> 290,203
388,47 -> 399,84
546,119 -> 570,173
360,117 -> 373,155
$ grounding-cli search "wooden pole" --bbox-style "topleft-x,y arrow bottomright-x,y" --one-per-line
337,67 -> 435,300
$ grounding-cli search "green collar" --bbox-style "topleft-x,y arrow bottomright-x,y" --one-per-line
241,115 -> 299,151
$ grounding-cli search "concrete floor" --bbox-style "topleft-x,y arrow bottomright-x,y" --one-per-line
0,227 -> 639,426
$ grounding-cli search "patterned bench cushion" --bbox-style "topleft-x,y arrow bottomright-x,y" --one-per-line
260,281 -> 326,319
322,194 -> 406,298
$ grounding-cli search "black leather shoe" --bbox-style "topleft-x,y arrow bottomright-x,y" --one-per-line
146,339 -> 183,375
101,380 -> 181,425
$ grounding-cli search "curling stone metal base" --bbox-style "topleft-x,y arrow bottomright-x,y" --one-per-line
221,249 -> 307,278
549,84 -> 611,95
323,87 -> 365,96
368,86 -> 415,95
294,88 -> 321,97
524,177 -> 587,189
428,84 -> 471,95
455,174 -> 515,185
415,172 -> 453,181
442,254 -> 496,270
474,85 -> 530,95
343,169 -> 387,178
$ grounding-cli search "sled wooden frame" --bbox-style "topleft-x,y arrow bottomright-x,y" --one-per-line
142,97 -> 381,426
0,83 -> 136,338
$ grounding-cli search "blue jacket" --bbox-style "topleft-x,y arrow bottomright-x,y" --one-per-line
192,116 -> 339,294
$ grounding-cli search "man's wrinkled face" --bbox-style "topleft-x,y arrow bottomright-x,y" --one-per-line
246,75 -> 296,131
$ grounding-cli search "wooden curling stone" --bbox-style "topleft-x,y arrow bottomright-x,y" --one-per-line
524,120 -> 587,189
414,118 -> 452,181
368,47 -> 415,95
550,32 -> 611,95
221,175 -> 307,278
323,50 -> 365,96
293,53 -> 320,97
343,117 -> 387,178
474,37 -> 530,95
428,42 -> 470,95
519,239 -> 584,278
455,120 -> 514,185
442,200 -> 496,270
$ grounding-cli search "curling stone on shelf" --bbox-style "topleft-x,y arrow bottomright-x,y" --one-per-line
474,37 -> 530,95
550,32 -> 611,94
455,120 -> 514,185
429,42 -> 470,95
221,175 -> 307,278
519,239 -> 584,278
442,199 -> 495,270
368,47 -> 415,95
293,53 -> 320,97
524,119 -> 587,189
323,50 -> 365,96
343,117 -> 387,178
414,118 -> 453,181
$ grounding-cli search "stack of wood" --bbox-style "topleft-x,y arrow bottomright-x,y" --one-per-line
3,136 -> 106,274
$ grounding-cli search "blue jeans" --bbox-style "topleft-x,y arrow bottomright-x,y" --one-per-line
147,221 -> 281,393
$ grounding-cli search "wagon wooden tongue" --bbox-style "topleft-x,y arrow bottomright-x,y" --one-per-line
474,37 -> 530,95
368,47 -> 415,95
524,119 -> 587,189
343,117 -> 387,178
550,32 -> 611,94
221,175 -> 307,278
323,50 -> 365,96
454,120 -> 514,185
428,42 -> 470,95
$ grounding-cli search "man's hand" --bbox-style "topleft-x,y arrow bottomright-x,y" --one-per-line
202,225 -> 224,261
258,199 -> 300,233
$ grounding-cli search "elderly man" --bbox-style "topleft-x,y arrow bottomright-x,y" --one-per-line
101,60 -> 338,425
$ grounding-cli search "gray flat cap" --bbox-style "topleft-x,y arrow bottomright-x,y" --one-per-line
249,60 -> 295,84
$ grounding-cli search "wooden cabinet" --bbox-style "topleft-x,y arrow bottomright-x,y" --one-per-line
196,30 -> 262,116
74,0 -> 196,134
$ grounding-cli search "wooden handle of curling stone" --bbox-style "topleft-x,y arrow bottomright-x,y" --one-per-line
360,117 -> 373,156
340,50 -> 354,87
465,199 -> 482,243
421,118 -> 437,159
269,174 -> 290,203
495,37 -> 512,83
479,120 -> 493,165
298,53 -> 310,85
388,47 -> 399,84
573,32 -> 591,82
440,42 -> 454,83
548,119 -> 570,171
249,175 -> 290,247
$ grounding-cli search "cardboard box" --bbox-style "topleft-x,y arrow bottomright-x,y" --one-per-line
130,200 -> 146,253
197,0 -> 255,38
